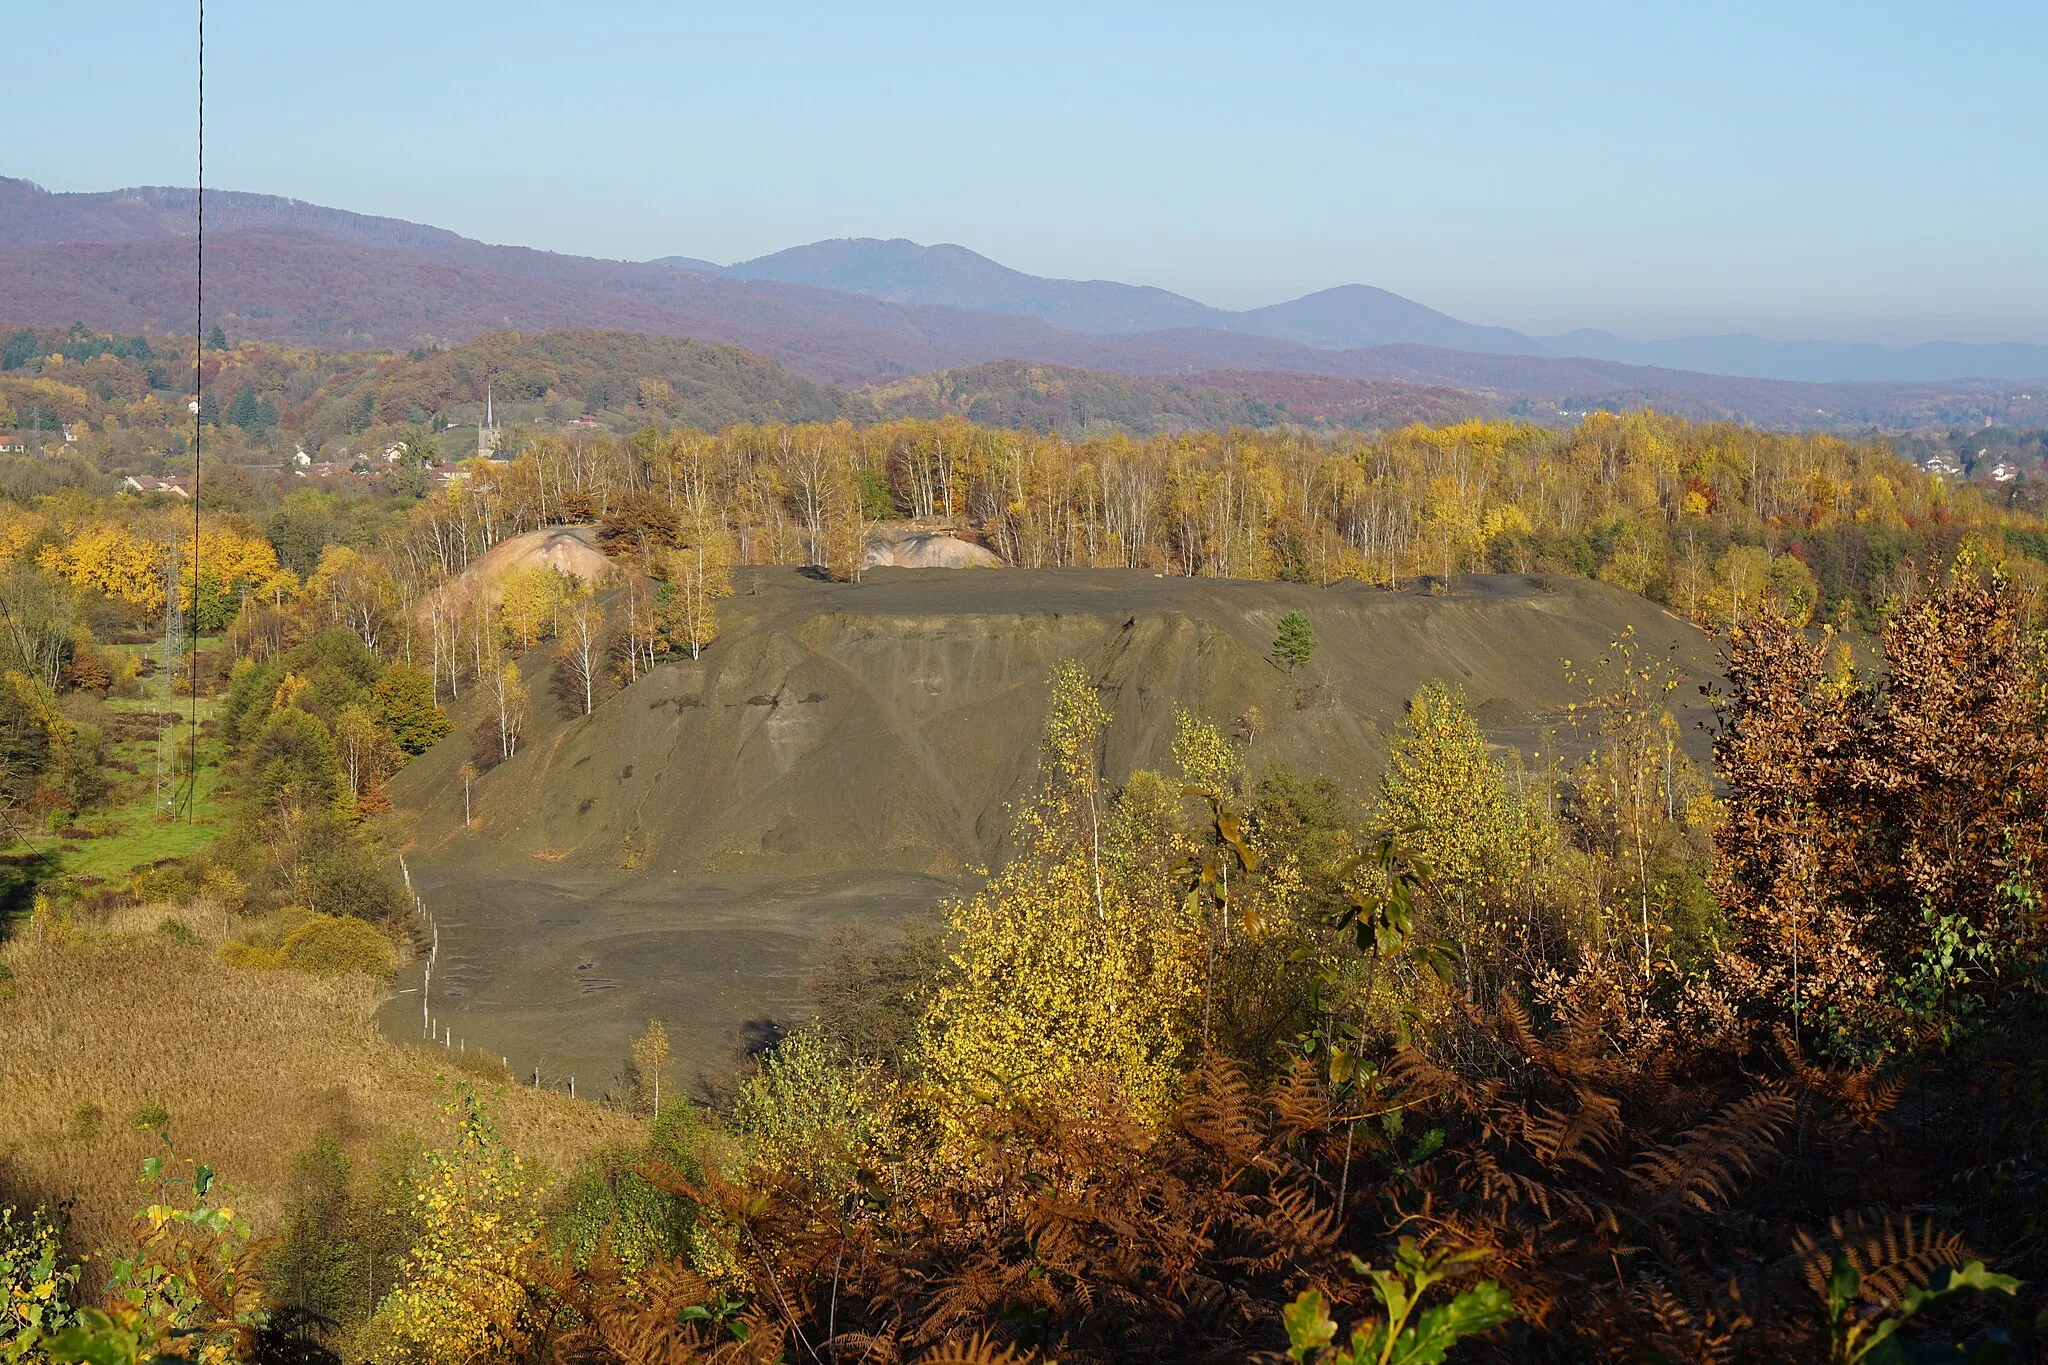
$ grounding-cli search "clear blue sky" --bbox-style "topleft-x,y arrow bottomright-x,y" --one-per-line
15,1 -> 2046,343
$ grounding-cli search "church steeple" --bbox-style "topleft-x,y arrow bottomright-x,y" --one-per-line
479,384 -> 498,458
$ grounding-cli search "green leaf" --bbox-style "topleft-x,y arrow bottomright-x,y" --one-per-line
41,1309 -> 143,1365
1829,1251 -> 1862,1318
1283,1288 -> 1338,1361
1392,1282 -> 1517,1365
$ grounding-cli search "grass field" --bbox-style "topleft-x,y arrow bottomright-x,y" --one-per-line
0,654 -> 233,919
0,913 -> 639,1264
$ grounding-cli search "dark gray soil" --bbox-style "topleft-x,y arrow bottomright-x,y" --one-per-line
377,866 -> 947,1099
383,567 -> 1725,1095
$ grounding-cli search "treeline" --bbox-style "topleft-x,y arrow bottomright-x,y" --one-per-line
399,410 -> 2048,633
17,409 -> 2048,738
6,568 -> 2045,1362
865,359 -> 1486,434
0,326 -> 854,464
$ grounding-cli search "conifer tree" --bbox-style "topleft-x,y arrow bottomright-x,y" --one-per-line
1274,610 -> 1317,671
371,664 -> 451,755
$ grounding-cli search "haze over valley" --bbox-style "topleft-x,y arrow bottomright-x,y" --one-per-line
4,177 -> 2043,440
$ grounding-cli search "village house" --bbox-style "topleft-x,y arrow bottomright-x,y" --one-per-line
121,474 -> 191,498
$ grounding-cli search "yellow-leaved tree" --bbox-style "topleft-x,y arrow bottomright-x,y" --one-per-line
487,659 -> 526,760
1377,683 -> 1548,1002
664,500 -> 732,659
917,660 -> 1204,1130
37,521 -> 164,610
497,564 -> 576,651
366,1089 -> 536,1365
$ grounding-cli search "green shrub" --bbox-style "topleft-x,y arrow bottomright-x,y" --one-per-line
277,914 -> 395,977
0,1202 -> 82,1351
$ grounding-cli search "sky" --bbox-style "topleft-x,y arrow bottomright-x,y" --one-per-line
14,1 -> 2046,344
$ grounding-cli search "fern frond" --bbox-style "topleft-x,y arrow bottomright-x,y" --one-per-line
1795,1211 -> 1973,1307
1627,1093 -> 1795,1212
914,1333 -> 1034,1364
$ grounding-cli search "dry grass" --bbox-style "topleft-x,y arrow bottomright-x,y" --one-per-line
0,908 -> 639,1263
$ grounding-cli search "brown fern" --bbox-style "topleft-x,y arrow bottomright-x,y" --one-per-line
1794,1211 -> 1973,1309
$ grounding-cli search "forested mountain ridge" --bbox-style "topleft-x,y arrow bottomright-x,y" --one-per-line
7,177 -> 2045,403
863,359 -> 1487,433
13,324 -> 2048,497
0,325 -> 1483,459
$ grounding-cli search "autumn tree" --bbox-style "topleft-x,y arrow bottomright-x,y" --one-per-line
497,565 -> 573,652
665,502 -> 732,660
487,660 -> 527,761
304,544 -> 394,653
616,572 -> 664,681
333,703 -> 400,814
1710,562 -> 2048,1057
629,1020 -> 671,1116
823,449 -> 870,583
918,660 -> 1204,1128
365,1091 -> 536,1365
555,583 -> 604,716
1378,684 -> 1544,1001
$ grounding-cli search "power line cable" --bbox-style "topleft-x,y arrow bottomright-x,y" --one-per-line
188,0 -> 203,822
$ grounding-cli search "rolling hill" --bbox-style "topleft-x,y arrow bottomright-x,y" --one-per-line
3,177 -> 2044,427
672,234 -> 2048,382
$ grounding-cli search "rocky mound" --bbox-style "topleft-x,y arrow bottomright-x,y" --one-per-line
381,568 -> 1722,1091
392,568 -> 1719,881
426,524 -> 611,622
861,528 -> 1003,570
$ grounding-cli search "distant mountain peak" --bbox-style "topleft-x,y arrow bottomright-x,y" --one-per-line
7,179 -> 2044,393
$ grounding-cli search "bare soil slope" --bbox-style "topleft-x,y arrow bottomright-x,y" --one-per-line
396,568 -> 1717,877
384,569 -> 1721,1090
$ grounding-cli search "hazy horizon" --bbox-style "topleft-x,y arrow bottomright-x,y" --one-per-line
16,1 -> 2046,347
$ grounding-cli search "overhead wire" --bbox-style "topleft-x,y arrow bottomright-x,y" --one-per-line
188,0 -> 203,820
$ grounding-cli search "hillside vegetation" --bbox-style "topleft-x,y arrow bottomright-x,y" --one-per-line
2,324 -> 1487,462
865,359 -> 1485,433
1,398 -> 2046,1362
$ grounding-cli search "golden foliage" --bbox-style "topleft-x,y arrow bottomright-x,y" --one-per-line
918,661 -> 1204,1128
